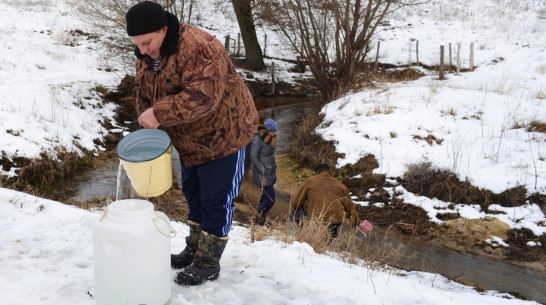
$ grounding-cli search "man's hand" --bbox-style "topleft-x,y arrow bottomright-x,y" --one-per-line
359,220 -> 373,233
138,108 -> 160,129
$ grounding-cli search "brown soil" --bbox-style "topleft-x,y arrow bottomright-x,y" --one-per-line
234,153 -> 546,275
132,152 -> 545,274
60,131 -> 545,277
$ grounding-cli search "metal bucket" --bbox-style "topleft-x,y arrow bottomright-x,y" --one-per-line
116,129 -> 173,197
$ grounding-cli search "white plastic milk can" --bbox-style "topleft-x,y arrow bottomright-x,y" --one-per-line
93,199 -> 172,305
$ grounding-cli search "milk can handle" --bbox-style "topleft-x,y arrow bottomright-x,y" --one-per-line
98,200 -> 114,222
153,215 -> 177,238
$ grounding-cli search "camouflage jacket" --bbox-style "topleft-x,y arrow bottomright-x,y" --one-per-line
134,22 -> 258,167
290,170 -> 359,226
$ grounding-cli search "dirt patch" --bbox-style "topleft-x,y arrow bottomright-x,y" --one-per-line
355,199 -> 439,237
54,148 -> 546,282
527,120 -> 546,133
375,67 -> 427,83
254,153 -> 546,274
440,217 -> 510,247
505,228 -> 546,263
401,161 -> 532,211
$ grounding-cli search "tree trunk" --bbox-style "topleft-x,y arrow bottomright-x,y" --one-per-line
231,0 -> 265,70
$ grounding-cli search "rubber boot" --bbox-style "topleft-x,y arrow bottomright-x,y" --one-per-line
171,220 -> 201,269
175,231 -> 228,286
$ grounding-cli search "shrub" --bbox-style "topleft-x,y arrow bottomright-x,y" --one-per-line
287,107 -> 343,169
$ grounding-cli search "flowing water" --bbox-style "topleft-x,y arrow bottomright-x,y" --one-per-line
359,228 -> 546,303
68,96 -> 546,303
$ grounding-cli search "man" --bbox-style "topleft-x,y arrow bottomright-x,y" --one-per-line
249,119 -> 278,225
125,1 -> 259,285
290,164 -> 359,238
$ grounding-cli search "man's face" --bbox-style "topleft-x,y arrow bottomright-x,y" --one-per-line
131,27 -> 167,60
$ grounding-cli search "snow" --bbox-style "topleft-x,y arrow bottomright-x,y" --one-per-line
0,188 -> 539,305
317,1 -> 546,196
0,0 -> 544,304
0,1 -> 121,169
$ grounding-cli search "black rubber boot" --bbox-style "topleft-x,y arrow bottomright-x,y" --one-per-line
175,231 -> 228,286
171,221 -> 201,269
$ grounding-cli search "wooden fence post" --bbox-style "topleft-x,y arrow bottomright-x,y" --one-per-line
456,43 -> 461,75
237,33 -> 241,57
270,62 -> 276,95
188,0 -> 193,23
408,39 -> 412,65
439,45 -> 445,80
295,56 -> 305,73
449,43 -> 453,72
416,40 -> 419,65
470,42 -> 475,71
264,34 -> 267,57
375,40 -> 380,71
224,34 -> 230,53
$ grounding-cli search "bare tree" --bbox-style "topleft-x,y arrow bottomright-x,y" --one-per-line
76,0 -> 133,43
77,0 -> 199,69
259,0 -> 413,100
164,0 -> 196,23
231,0 -> 265,70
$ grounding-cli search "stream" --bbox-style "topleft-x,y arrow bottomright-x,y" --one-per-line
68,96 -> 546,304
360,228 -> 546,303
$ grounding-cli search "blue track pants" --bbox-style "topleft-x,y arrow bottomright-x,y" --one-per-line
180,146 -> 247,237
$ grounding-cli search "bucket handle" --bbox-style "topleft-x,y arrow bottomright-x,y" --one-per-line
145,164 -> 153,200
153,215 -> 177,238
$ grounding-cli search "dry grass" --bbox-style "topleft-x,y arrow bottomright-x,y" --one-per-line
527,120 -> 546,133
288,108 -> 381,182
287,108 -> 344,169
537,64 -> 546,75
373,67 -> 426,83
412,134 -> 443,145
1,148 -> 94,196
248,215 -> 410,272
402,161 -> 529,211
535,89 -> 546,99
441,107 -> 457,116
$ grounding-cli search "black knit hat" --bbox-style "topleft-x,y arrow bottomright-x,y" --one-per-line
314,163 -> 330,173
126,1 -> 168,36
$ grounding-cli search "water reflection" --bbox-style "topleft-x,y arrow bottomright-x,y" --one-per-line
254,96 -> 318,152
362,229 -> 546,303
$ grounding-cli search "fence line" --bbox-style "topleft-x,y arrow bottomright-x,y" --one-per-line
222,32 -> 477,80
439,45 -> 445,80
405,39 -> 476,78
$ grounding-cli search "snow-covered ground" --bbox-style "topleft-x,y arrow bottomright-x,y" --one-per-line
0,0 -> 121,175
1,188 -> 540,305
312,0 -> 546,240
320,1 -> 546,195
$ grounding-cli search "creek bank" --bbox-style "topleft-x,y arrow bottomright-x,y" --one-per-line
98,71 -> 546,274
7,63 -> 546,301
247,154 -> 545,273
243,74 -> 320,99
56,72 -> 546,302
